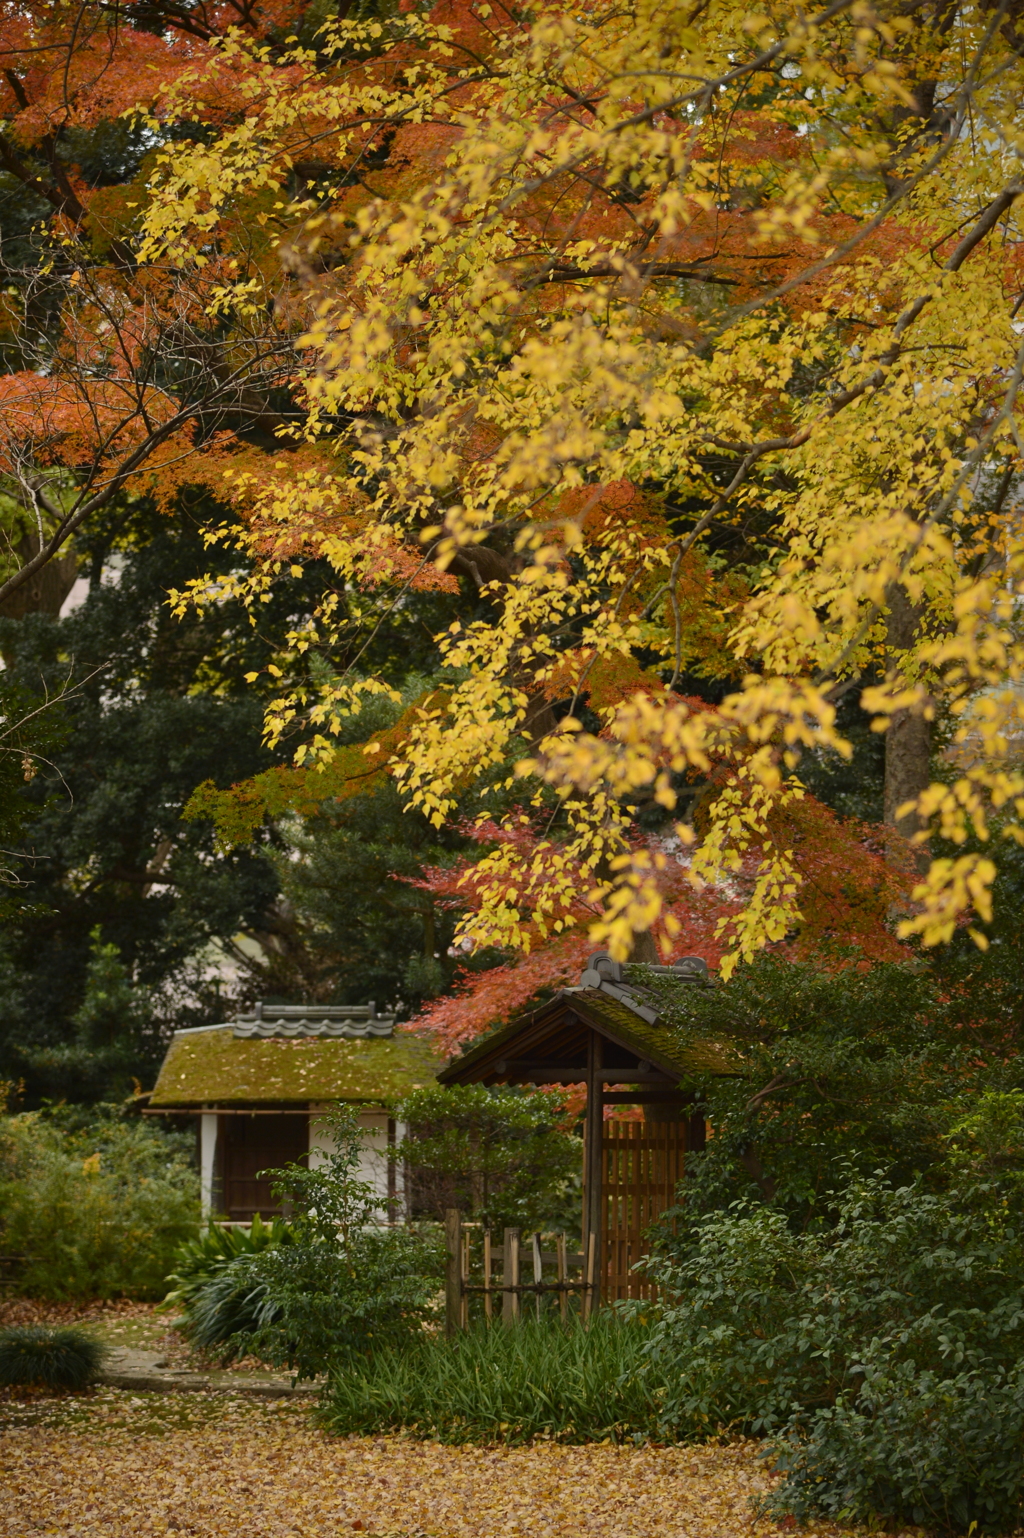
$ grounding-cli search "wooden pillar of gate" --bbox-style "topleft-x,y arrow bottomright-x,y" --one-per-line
582,1033 -> 603,1312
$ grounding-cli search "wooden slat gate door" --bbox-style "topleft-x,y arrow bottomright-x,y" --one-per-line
222,1113 -> 309,1223
601,1120 -> 686,1301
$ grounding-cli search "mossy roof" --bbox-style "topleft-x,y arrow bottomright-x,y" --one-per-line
571,992 -> 743,1078
438,986 -> 743,1084
150,1025 -> 443,1107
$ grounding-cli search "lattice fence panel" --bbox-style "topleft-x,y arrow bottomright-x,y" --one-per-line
601,1120 -> 685,1301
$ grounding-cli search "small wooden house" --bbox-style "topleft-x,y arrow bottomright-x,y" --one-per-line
149,1002 -> 442,1222
438,952 -> 740,1302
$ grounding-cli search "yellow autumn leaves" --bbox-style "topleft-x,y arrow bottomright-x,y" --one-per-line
137,0 -> 1024,969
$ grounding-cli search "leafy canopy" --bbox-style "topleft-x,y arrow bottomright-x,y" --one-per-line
7,0 -> 1024,971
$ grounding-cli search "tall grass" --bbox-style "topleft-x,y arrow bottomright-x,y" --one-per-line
319,1314 -> 676,1444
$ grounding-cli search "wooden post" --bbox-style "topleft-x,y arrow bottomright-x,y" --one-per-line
556,1230 -> 568,1322
582,1230 -> 597,1324
483,1229 -> 493,1322
583,1032 -> 604,1311
502,1227 -> 520,1324
460,1222 -> 471,1329
531,1232 -> 543,1321
444,1208 -> 462,1337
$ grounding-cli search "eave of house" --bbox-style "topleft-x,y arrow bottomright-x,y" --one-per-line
149,1024 -> 443,1107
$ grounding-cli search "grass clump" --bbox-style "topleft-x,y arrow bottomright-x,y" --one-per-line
319,1313 -> 669,1444
162,1213 -> 294,1351
0,1325 -> 108,1391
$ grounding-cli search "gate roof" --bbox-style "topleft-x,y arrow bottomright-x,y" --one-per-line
437,954 -> 742,1087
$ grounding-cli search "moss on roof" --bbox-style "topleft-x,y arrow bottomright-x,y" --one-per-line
438,987 -> 743,1084
572,992 -> 744,1078
150,1026 -> 443,1106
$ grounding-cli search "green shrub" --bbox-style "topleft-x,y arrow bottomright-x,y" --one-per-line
164,1214 -> 293,1312
163,1215 -> 294,1354
174,1250 -> 282,1355
320,1314 -> 666,1444
644,954 -> 1020,1229
220,1223 -> 443,1378
0,1104 -> 199,1298
640,1105 -> 1024,1533
765,1362 -> 1024,1536
171,1108 -> 442,1378
393,1084 -> 581,1233
0,1326 -> 107,1390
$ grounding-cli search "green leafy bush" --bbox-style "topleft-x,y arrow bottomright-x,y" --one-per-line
766,1361 -> 1024,1535
393,1084 -> 581,1233
640,1097 -> 1024,1532
172,1107 -> 442,1378
0,1104 -> 199,1298
0,1326 -> 107,1390
173,1251 -> 282,1355
320,1314 -> 665,1444
645,953 -> 1006,1227
163,1215 -> 294,1351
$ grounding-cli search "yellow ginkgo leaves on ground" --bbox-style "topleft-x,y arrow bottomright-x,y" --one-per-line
1,1387 -> 919,1538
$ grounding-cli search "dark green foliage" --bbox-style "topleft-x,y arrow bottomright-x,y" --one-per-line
267,713 -> 469,1013
0,1104 -> 199,1298
0,670 -> 69,917
767,1362 -> 1024,1536
320,1315 -> 666,1444
394,1084 -> 581,1233
623,960 -> 1024,1531
638,1092 -> 1024,1533
0,493 -> 498,1103
191,1223 -> 442,1378
172,1108 -> 442,1378
0,1326 -> 107,1391
645,953 -> 1016,1226
793,685 -> 886,823
173,1252 -> 281,1356
0,500 -> 286,1103
20,929 -> 157,1105
165,1216 -> 294,1351
258,672 -> 515,1015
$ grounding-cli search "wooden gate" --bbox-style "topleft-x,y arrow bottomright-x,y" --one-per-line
600,1120 -> 686,1301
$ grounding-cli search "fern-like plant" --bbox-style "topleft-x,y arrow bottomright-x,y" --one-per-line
0,1326 -> 107,1391
162,1213 -> 293,1312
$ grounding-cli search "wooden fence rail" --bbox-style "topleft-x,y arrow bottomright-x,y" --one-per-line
444,1210 -> 596,1335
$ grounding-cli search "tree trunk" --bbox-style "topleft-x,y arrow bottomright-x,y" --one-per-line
627,930 -> 659,963
883,583 -> 932,870
0,533 -> 79,622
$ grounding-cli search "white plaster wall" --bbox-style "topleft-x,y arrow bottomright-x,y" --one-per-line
199,1113 -> 218,1218
309,1108 -> 403,1219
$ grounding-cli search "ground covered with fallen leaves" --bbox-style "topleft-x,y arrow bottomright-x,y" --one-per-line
0,1385 -> 921,1538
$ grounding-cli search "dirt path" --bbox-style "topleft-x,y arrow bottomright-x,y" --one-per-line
0,1388 -> 889,1538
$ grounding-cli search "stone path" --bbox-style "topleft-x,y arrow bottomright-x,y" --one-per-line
99,1347 -> 317,1397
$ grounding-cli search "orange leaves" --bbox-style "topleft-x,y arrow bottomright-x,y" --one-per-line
406,785 -> 910,1055
361,539 -> 460,593
539,651 -> 666,712
409,929 -> 597,1054
0,372 -> 177,475
555,479 -> 665,544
